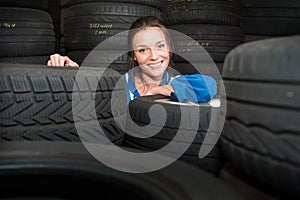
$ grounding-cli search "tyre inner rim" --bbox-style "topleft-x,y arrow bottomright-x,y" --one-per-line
0,161 -> 173,200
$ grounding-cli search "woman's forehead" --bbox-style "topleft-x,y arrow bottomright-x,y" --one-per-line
132,27 -> 166,46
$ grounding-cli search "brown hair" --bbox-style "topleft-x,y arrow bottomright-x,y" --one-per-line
127,16 -> 173,69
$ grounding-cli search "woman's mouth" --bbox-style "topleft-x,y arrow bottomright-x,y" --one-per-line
148,60 -> 164,68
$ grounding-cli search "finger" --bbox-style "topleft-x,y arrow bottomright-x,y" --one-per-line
145,87 -> 159,96
54,54 -> 60,66
49,55 -> 54,66
67,61 -> 79,67
144,91 -> 153,96
149,86 -> 172,97
59,56 -> 66,67
47,60 -> 52,66
50,54 -> 59,66
65,57 -> 79,67
53,54 -> 64,66
164,85 -> 174,93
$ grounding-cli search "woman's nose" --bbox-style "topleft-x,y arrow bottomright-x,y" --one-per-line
149,48 -> 158,60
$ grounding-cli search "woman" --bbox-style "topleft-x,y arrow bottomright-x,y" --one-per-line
47,16 -> 217,104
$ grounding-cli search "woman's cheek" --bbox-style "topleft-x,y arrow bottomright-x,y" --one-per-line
134,54 -> 147,66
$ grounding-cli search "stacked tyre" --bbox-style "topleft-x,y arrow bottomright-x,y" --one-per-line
240,0 -> 300,42
61,0 -> 163,74
0,63 -> 127,145
220,36 -> 300,198
163,0 -> 244,74
0,0 -> 56,65
0,141 -> 244,200
48,0 -> 62,53
124,94 -> 226,176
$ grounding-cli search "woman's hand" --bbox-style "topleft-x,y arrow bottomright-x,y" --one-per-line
47,54 -> 79,67
139,84 -> 174,97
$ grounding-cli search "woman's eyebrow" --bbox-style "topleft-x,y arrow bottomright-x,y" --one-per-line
135,44 -> 147,48
135,40 -> 166,48
155,40 -> 166,44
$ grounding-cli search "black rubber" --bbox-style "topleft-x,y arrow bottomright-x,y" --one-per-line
125,95 -> 225,175
240,0 -> 300,35
48,0 -> 62,53
221,35 -> 300,198
171,62 -> 224,78
0,0 -> 49,10
0,64 -> 127,144
0,141 -> 244,200
0,7 -> 55,57
168,24 -> 244,62
0,56 -> 50,65
61,0 -> 164,10
61,2 -> 162,51
219,163 -> 288,200
163,0 -> 241,26
244,35 -> 273,43
0,7 -> 53,23
67,50 -> 130,74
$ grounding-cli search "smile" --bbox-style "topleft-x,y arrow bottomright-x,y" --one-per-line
148,61 -> 164,67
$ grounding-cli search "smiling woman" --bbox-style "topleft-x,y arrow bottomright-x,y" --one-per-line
130,27 -> 171,96
123,16 -> 217,103
47,16 -> 217,104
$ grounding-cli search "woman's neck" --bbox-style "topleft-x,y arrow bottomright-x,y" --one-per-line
140,73 -> 163,85
134,72 -> 163,96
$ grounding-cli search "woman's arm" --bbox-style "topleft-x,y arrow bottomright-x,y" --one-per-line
144,74 -> 217,103
170,74 -> 217,103
47,54 -> 79,67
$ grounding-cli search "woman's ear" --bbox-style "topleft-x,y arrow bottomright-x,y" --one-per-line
134,56 -> 137,61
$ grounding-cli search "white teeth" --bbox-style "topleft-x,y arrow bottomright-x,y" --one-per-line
149,61 -> 163,67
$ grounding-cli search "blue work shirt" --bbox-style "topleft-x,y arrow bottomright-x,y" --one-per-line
122,67 -> 217,104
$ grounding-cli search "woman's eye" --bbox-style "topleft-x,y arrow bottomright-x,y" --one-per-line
158,44 -> 165,48
138,49 -> 146,53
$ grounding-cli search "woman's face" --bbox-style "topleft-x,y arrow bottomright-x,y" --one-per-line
132,27 -> 170,80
